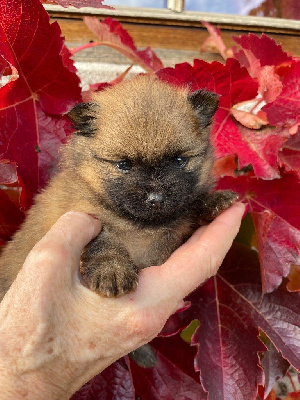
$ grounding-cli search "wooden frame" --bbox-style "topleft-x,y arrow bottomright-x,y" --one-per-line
45,4 -> 300,32
45,4 -> 300,56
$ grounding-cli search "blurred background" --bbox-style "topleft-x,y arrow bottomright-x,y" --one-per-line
103,0 -> 300,20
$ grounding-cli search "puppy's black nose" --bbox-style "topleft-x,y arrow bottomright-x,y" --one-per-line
146,192 -> 164,208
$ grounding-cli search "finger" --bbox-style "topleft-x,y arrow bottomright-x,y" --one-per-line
175,201 -> 245,261
27,212 -> 102,274
180,224 -> 208,246
6,213 -> 101,309
138,202 -> 245,304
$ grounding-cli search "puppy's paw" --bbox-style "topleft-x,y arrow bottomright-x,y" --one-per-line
81,261 -> 139,298
210,190 -> 239,218
200,190 -> 239,222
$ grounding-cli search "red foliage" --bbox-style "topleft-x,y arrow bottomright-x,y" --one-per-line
263,61 -> 300,133
0,3 -> 299,400
82,17 -> 164,74
71,337 -> 206,400
233,33 -> 292,77
200,21 -> 233,59
279,133 -> 300,177
162,244 -> 300,394
217,173 -> 300,292
0,0 -> 80,214
261,341 -> 290,398
71,358 -> 135,400
157,58 -> 291,180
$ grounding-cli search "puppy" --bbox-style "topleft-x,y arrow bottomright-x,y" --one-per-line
0,76 -> 237,301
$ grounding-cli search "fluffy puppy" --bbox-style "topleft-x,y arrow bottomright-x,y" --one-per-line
0,76 -> 237,301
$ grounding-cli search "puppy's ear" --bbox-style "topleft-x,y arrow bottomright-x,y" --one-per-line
188,90 -> 219,129
68,102 -> 99,136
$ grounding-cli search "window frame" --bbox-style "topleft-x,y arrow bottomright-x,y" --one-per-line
45,4 -> 300,34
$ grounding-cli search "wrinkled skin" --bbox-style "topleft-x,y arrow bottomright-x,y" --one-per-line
0,204 -> 244,399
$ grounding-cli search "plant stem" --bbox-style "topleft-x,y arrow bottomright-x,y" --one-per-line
70,42 -> 100,55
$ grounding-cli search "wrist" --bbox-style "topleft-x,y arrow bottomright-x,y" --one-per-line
0,362 -> 69,400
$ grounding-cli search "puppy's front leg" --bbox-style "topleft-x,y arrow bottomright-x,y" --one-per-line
80,229 -> 139,297
81,229 -> 157,369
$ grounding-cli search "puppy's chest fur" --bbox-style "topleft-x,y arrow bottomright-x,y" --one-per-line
122,229 -> 161,268
117,222 -> 192,268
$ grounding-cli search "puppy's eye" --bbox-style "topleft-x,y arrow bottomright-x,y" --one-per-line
115,160 -> 132,172
173,156 -> 188,168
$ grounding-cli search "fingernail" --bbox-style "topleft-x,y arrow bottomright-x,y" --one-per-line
235,202 -> 249,218
232,202 -> 248,218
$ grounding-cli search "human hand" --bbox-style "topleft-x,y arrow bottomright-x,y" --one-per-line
0,202 -> 245,399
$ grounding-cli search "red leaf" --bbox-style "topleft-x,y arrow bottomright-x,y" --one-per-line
253,211 -> 300,293
234,124 -> 289,179
258,65 -> 283,104
0,160 -> 24,243
162,244 -> 300,400
279,130 -> 300,177
218,173 -> 300,292
214,113 -> 287,180
218,172 -> 300,229
262,341 -> 290,398
84,66 -> 132,101
233,33 -> 293,107
0,189 -> 24,245
157,58 -> 257,101
0,0 -> 81,208
130,346 -> 206,400
61,44 -> 78,74
71,358 -> 135,400
213,155 -> 237,178
37,104 -> 74,181
73,338 -> 206,400
287,265 -> 300,292
83,17 -> 164,73
263,61 -> 300,132
201,21 -> 233,59
0,159 -> 18,185
190,256 -> 265,400
158,58 -> 289,179
284,391 -> 300,399
0,54 -> 18,86
231,98 -> 269,129
151,335 -> 199,383
233,34 -> 292,78
264,388 -> 279,400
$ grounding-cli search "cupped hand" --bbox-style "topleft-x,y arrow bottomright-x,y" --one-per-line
0,202 -> 245,399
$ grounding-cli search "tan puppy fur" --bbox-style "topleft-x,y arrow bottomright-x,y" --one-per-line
0,76 -> 236,301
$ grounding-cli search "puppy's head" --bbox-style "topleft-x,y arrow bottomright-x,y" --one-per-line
67,76 -> 218,225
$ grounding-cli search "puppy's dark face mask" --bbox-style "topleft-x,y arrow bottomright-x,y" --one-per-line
104,156 -> 200,225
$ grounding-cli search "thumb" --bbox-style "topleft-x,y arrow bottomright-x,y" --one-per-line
25,212 -> 102,277
136,202 -> 245,306
2,212 -> 101,310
